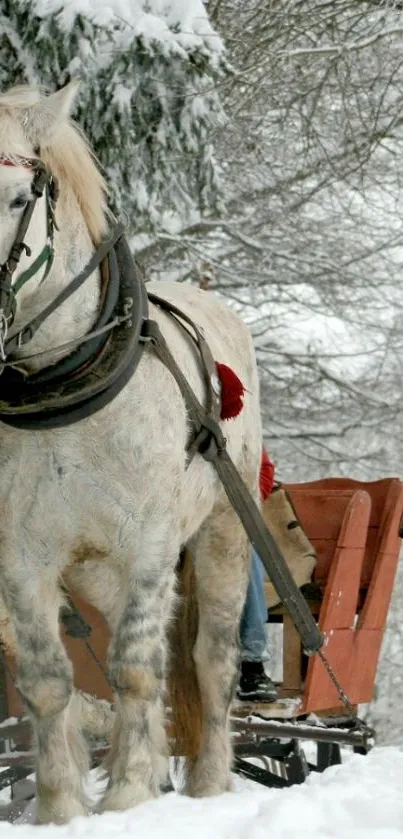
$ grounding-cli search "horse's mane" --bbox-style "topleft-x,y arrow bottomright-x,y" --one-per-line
0,86 -> 108,243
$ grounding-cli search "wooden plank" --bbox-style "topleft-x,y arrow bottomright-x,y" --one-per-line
287,478 -> 401,527
311,539 -> 338,583
347,630 -> 383,703
359,551 -> 401,629
286,491 -> 354,541
282,614 -> 302,692
303,627 -> 383,711
302,629 -> 355,713
315,492 -> 370,632
319,547 -> 363,630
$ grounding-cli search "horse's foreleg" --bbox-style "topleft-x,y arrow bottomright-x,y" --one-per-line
99,561 -> 176,812
5,575 -> 89,824
185,506 -> 251,796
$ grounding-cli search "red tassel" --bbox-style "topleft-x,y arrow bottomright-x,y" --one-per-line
259,447 -> 275,499
216,362 -> 245,420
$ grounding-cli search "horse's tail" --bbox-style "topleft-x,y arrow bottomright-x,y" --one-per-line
167,549 -> 202,759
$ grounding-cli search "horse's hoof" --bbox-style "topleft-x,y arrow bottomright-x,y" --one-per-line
99,782 -> 156,812
185,775 -> 233,797
36,795 -> 87,824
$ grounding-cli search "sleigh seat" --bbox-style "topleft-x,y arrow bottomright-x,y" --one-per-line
251,478 -> 403,717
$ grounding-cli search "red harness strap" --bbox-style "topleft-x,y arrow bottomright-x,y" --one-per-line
0,155 -> 36,169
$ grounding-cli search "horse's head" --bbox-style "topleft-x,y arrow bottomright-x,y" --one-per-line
0,82 -> 108,357
0,84 -> 79,312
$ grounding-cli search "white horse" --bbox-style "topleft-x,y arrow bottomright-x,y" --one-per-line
0,82 -> 262,824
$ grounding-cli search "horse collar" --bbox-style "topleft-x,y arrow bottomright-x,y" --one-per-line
0,234 -> 149,429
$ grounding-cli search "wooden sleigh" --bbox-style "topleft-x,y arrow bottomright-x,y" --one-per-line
274,477 -> 403,714
234,477 -> 403,719
232,476 -> 403,784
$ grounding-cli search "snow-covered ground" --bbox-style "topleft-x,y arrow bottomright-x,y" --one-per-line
2,747 -> 403,838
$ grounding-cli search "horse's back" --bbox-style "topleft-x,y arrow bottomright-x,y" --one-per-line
147,282 -> 256,384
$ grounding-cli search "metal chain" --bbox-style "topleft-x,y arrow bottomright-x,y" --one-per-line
317,649 -> 355,716
82,639 -> 111,685
59,592 -> 112,686
317,648 -> 373,735
0,608 -> 372,742
0,609 -> 111,693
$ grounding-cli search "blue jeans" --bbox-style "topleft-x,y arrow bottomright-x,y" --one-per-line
240,549 -> 268,662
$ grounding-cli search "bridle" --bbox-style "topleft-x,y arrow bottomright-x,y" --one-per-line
0,153 -> 127,369
0,154 -> 58,360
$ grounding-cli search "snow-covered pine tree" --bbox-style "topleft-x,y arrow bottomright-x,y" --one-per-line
0,0 -> 226,236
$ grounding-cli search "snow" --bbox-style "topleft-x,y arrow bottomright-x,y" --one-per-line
3,747 -> 403,837
27,0 -> 223,54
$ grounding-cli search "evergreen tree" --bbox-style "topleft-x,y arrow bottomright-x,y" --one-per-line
0,0 -> 226,235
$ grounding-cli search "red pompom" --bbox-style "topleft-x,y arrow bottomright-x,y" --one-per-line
259,447 -> 275,499
216,362 -> 245,420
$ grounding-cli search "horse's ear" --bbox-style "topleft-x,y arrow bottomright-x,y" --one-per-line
45,79 -> 80,122
23,79 -> 81,147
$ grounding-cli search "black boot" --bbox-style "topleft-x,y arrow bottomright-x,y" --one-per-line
236,660 -> 278,702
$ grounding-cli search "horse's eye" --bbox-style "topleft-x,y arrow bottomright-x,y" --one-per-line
10,194 -> 29,210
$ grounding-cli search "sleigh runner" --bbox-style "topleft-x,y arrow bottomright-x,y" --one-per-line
0,81 -> 401,822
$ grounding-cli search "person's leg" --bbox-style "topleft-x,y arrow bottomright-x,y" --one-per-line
240,548 -> 268,661
237,549 -> 278,702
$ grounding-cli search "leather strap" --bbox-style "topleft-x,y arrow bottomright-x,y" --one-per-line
142,316 -> 324,655
5,222 -> 125,355
147,291 -> 222,444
